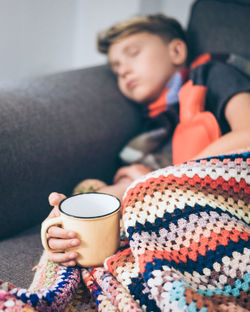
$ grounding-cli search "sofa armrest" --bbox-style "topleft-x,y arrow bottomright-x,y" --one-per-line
0,65 -> 143,239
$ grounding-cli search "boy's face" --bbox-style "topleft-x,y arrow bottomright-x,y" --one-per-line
108,32 -> 179,104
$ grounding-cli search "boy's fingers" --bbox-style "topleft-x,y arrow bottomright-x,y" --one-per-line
47,226 -> 77,239
113,167 -> 129,183
61,261 -> 77,267
48,237 -> 80,250
114,164 -> 151,183
48,192 -> 66,207
46,192 -> 79,267
48,251 -> 78,265
47,207 -> 60,219
47,192 -> 67,219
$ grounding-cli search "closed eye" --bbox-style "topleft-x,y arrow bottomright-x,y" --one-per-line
126,46 -> 140,57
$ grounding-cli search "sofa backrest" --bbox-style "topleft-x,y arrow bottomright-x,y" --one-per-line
187,0 -> 250,61
0,66 -> 142,239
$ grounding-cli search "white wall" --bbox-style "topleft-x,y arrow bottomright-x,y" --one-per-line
0,0 -> 194,82
0,0 -> 77,81
0,0 -> 141,82
161,0 -> 195,28
73,0 -> 141,69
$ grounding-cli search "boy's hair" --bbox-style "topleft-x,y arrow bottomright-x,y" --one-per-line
97,14 -> 187,54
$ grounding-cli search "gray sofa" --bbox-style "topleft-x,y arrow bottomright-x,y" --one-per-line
0,0 -> 249,289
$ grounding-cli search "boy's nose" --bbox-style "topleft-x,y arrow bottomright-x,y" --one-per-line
118,63 -> 132,78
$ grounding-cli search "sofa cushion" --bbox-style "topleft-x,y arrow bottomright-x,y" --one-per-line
187,0 -> 250,61
0,225 -> 42,288
0,65 -> 143,239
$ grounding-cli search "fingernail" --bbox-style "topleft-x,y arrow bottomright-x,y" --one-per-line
68,231 -> 75,238
69,252 -> 77,259
68,261 -> 76,267
49,192 -> 58,204
71,239 -> 79,247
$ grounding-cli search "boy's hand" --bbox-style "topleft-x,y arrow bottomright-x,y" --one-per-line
46,192 -> 80,266
113,164 -> 152,184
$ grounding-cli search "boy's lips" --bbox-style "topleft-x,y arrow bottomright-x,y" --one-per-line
126,79 -> 138,90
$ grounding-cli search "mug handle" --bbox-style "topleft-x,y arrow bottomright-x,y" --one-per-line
41,216 -> 64,252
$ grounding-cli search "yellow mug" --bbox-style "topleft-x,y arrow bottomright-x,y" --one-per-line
41,192 -> 121,267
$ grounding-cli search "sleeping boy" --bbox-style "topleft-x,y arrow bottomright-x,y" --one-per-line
43,14 -> 250,266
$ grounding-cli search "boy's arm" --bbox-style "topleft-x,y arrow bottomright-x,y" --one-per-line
98,165 -> 152,201
194,92 -> 250,159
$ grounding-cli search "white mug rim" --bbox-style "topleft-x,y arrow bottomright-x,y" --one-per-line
59,192 -> 121,219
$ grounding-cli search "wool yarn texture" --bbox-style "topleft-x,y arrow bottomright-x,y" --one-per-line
1,152 -> 249,311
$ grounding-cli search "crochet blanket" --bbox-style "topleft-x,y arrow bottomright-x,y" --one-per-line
1,152 -> 249,311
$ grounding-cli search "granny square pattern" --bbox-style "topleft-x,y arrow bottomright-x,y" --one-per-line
1,152 -> 249,311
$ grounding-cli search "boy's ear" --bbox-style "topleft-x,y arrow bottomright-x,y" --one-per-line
168,39 -> 187,66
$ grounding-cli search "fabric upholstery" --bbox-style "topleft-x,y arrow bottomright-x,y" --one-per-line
187,0 -> 250,61
0,66 -> 142,240
0,225 -> 42,288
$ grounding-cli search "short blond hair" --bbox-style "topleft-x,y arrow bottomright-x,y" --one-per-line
97,14 -> 187,54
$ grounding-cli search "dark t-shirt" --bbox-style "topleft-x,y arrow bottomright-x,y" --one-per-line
120,60 -> 250,169
190,61 -> 250,134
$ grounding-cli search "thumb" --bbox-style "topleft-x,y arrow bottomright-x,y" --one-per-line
48,192 -> 66,207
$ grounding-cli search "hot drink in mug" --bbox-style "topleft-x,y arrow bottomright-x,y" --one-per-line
41,193 -> 121,267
